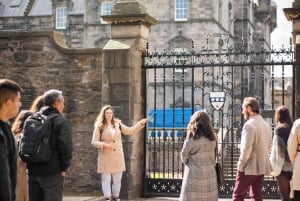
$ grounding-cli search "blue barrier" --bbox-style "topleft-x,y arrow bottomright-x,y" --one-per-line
148,107 -> 202,128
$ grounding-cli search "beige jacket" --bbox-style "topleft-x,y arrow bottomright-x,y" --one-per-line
15,133 -> 29,201
288,118 -> 300,190
237,114 -> 272,175
91,120 -> 145,173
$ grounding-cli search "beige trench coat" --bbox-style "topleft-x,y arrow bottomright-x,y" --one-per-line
15,133 -> 29,201
288,118 -> 300,191
16,155 -> 29,201
91,120 -> 145,173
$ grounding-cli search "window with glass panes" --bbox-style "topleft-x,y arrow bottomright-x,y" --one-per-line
101,2 -> 113,24
56,7 -> 67,29
175,0 -> 187,21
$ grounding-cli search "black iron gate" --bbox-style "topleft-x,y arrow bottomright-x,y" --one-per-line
142,40 -> 295,198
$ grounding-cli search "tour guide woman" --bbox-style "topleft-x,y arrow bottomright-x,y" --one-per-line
91,105 -> 147,201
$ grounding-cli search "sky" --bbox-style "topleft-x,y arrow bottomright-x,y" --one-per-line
271,0 -> 293,48
270,0 -> 293,77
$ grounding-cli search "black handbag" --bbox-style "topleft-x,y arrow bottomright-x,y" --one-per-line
215,162 -> 225,186
215,142 -> 225,186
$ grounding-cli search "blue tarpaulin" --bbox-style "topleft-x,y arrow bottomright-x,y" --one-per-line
148,107 -> 203,128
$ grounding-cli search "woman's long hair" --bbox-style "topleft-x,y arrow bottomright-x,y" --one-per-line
30,95 -> 44,112
11,110 -> 32,135
187,110 -> 216,141
275,105 -> 293,128
94,105 -> 118,134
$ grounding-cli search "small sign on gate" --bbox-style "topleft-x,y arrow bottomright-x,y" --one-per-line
209,91 -> 225,110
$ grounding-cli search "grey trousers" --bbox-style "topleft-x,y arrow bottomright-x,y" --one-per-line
28,173 -> 64,201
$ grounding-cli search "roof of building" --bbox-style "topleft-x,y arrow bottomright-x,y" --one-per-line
0,0 -> 30,17
0,0 -> 85,17
69,0 -> 85,15
29,0 -> 52,16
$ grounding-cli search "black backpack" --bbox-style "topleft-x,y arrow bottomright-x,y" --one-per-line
19,112 -> 59,163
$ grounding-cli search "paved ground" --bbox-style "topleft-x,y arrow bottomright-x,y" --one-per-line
63,196 -> 280,201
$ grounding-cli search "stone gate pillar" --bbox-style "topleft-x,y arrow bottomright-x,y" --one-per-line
284,0 -> 300,119
101,2 -> 157,200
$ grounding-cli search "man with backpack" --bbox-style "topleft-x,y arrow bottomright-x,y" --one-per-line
0,79 -> 22,201
26,89 -> 73,201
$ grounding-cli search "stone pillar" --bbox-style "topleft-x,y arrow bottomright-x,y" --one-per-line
284,1 -> 300,119
101,2 -> 157,200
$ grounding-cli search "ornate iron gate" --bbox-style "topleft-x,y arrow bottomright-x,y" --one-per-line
142,40 -> 295,198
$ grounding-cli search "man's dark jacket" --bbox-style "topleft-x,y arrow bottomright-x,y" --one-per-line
26,106 -> 73,176
0,120 -> 17,201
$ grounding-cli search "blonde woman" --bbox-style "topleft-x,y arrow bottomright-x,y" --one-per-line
11,95 -> 44,201
91,105 -> 147,201
12,110 -> 32,201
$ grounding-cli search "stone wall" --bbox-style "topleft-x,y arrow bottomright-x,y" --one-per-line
0,0 -> 275,51
0,30 -> 103,193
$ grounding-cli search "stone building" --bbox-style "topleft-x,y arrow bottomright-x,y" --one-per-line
0,0 -> 278,110
1,0 -> 293,199
0,2 -> 154,199
0,0 -> 277,50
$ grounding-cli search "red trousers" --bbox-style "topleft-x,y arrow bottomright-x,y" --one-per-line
232,171 -> 264,201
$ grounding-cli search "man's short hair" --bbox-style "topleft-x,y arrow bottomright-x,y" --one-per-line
0,79 -> 22,107
43,89 -> 63,106
243,97 -> 260,114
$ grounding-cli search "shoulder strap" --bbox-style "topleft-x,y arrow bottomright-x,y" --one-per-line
99,126 -> 103,141
215,141 -> 218,161
119,123 -> 125,136
0,126 -> 3,138
23,111 -> 33,120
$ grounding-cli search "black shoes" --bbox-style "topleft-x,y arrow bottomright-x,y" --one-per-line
105,198 -> 120,201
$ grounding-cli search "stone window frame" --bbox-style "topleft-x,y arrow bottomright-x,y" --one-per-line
174,0 -> 187,21
56,7 -> 67,30
101,1 -> 114,24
